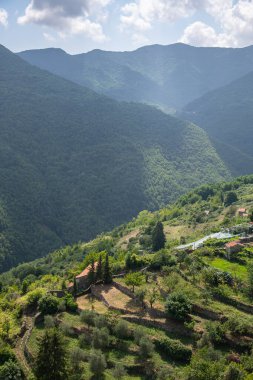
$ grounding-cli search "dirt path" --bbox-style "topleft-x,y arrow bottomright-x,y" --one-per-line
117,228 -> 140,249
14,315 -> 35,378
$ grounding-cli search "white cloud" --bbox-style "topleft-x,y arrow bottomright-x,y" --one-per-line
0,8 -> 8,27
120,0 -> 253,48
180,21 -> 233,47
120,0 -> 208,32
18,0 -> 112,42
182,0 -> 253,47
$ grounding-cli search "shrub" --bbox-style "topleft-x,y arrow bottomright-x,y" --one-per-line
26,289 -> 44,309
64,294 -> 78,312
89,350 -> 107,377
223,363 -> 246,380
94,315 -> 108,329
0,346 -> 16,365
206,321 -> 226,344
139,336 -> 154,359
114,319 -> 130,339
150,251 -> 176,270
80,310 -> 96,329
112,363 -> 127,380
165,291 -> 192,321
44,315 -> 55,329
60,322 -> 75,337
92,327 -> 110,350
133,326 -> 146,345
0,360 -> 24,380
155,337 -> 192,363
38,294 -> 59,315
69,347 -> 86,370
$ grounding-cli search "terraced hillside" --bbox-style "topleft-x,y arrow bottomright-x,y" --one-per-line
1,176 -> 253,379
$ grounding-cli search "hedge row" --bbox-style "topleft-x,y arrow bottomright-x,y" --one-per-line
155,337 -> 192,363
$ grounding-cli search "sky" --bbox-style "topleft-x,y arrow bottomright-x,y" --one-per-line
1,0 -> 253,54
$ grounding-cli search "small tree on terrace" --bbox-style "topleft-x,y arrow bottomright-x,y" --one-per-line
125,272 -> 144,293
165,291 -> 192,321
152,221 -> 166,252
135,288 -> 146,308
147,287 -> 159,309
103,253 -> 112,284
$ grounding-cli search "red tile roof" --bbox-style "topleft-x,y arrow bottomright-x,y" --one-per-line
225,241 -> 242,248
238,208 -> 246,213
76,262 -> 98,279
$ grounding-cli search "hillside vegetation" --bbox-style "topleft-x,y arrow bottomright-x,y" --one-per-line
19,43 -> 253,111
0,44 -> 229,272
1,176 -> 253,379
183,70 -> 253,176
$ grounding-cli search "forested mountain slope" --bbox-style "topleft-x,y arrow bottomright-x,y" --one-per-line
0,44 -> 229,272
183,71 -> 253,176
19,43 -> 253,110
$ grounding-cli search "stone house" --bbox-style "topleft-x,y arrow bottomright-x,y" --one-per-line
225,241 -> 243,257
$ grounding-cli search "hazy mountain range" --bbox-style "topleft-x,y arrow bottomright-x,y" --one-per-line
19,43 -> 253,111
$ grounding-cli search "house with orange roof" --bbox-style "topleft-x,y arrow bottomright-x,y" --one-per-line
74,262 -> 98,292
238,208 -> 248,218
225,241 -> 243,257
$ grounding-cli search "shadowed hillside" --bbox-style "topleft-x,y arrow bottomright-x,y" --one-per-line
0,44 -> 229,271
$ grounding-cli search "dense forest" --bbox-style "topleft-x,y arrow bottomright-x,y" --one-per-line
20,43 -> 253,177
0,44 -> 229,272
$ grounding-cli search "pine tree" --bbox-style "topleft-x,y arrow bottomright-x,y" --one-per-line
103,253 -> 112,284
152,221 -> 166,252
35,328 -> 68,380
96,254 -> 103,282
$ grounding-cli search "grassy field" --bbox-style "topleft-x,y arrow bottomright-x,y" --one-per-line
76,294 -> 108,314
208,257 -> 248,280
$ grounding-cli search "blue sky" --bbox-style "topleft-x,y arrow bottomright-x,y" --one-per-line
1,0 -> 253,54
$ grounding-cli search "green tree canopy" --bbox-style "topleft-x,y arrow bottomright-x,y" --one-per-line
125,272 -> 144,293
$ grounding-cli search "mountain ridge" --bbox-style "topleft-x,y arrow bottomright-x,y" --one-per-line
18,43 -> 253,110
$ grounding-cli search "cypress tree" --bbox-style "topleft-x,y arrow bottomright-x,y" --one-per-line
103,253 -> 112,284
88,258 -> 95,284
96,254 -> 103,282
73,277 -> 78,295
35,328 -> 68,380
152,221 -> 166,252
